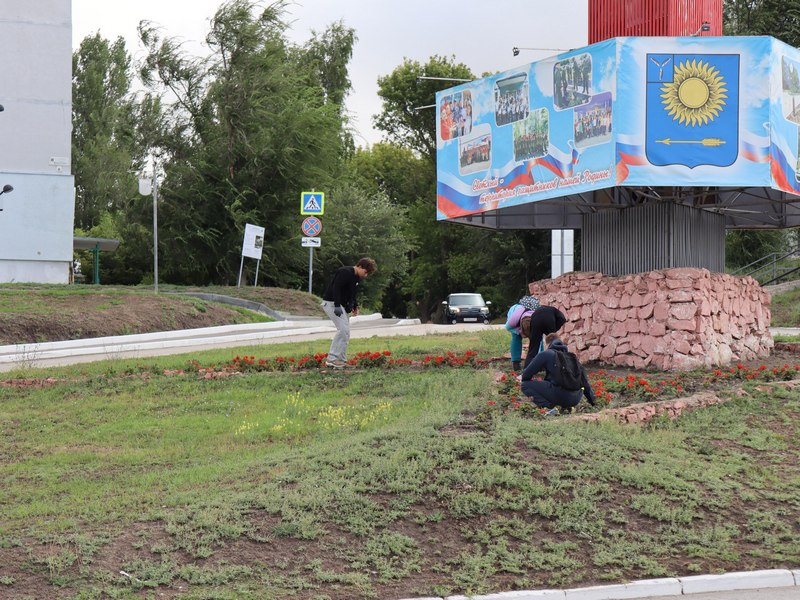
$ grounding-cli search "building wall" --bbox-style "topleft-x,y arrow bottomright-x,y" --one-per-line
0,0 -> 75,283
589,0 -> 723,43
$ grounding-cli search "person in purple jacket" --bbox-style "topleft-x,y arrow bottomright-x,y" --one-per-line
505,294 -> 539,371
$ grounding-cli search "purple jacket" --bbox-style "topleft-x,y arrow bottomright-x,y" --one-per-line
506,304 -> 533,334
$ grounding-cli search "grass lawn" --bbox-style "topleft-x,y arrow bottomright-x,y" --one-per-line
1,329 -> 799,599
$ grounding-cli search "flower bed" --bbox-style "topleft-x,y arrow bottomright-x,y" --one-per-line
162,349 -> 800,425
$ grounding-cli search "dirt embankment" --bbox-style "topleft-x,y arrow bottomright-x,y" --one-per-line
0,287 -> 323,345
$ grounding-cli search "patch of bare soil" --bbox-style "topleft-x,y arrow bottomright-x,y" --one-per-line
177,285 -> 325,317
0,286 -> 325,346
0,292 -> 261,345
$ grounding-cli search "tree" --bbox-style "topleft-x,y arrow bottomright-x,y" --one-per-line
725,229 -> 788,272
372,56 -> 552,320
346,143 -> 433,208
316,184 -> 412,311
374,55 -> 473,160
137,0 -> 354,285
724,0 -> 800,46
72,34 -> 140,230
72,33 -> 167,284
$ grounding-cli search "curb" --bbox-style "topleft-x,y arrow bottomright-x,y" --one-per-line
397,568 -> 799,600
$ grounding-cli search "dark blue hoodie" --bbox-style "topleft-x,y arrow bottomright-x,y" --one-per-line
521,338 -> 596,405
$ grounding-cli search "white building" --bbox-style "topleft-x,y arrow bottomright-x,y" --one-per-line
0,0 -> 74,283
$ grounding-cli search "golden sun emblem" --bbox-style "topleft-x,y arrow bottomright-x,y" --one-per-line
660,59 -> 727,127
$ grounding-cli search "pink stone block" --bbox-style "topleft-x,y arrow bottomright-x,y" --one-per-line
666,278 -> 690,289
667,318 -> 696,331
669,289 -> 695,302
610,322 -> 628,337
653,301 -> 670,321
670,303 -> 698,320
600,345 -> 616,359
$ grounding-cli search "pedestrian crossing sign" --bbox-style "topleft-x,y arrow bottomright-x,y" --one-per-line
300,191 -> 325,215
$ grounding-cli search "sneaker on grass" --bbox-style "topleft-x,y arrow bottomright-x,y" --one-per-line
544,407 -> 560,417
325,360 -> 346,369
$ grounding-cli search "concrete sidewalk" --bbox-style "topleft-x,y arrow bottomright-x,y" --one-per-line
0,315 -> 504,372
400,569 -> 800,600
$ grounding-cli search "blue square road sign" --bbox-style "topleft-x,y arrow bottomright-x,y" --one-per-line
301,191 -> 325,215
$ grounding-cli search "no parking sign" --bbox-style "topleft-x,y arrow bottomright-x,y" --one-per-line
301,216 -> 322,237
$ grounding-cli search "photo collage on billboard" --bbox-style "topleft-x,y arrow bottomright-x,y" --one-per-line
782,55 -> 800,179
442,48 -> 614,184
458,133 -> 492,175
513,108 -> 549,162
554,53 -> 593,110
574,92 -> 612,148
440,90 -> 474,142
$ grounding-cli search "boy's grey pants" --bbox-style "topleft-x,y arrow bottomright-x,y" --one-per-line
322,301 -> 350,362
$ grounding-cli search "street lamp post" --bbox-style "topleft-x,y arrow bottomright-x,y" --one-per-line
413,76 -> 473,112
138,164 -> 159,294
512,46 -> 569,57
0,184 -> 13,211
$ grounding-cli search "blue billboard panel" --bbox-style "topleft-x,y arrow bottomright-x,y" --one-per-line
436,40 -> 617,220
645,54 -> 739,168
436,36 -> 797,221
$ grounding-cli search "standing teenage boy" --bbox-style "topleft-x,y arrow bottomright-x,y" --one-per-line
321,257 -> 377,368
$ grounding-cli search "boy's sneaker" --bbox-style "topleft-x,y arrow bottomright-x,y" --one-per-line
544,407 -> 560,417
325,360 -> 346,369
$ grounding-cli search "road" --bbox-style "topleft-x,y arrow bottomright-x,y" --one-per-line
647,588 -> 799,600
0,315 -> 505,372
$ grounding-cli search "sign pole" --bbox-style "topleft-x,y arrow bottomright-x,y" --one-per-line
308,248 -> 313,293
237,255 -> 244,288
254,259 -> 260,287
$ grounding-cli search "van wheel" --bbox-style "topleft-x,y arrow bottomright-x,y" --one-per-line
483,318 -> 489,324
451,318 -> 457,324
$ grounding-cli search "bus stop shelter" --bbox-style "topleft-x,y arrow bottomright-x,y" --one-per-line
73,236 -> 119,284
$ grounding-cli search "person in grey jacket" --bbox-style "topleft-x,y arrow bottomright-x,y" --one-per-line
520,333 -> 595,413
321,257 -> 376,368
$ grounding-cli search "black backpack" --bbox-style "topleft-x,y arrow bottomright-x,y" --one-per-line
552,350 -> 584,391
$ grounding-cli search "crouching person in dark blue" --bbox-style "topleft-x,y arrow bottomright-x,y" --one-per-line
520,333 -> 596,414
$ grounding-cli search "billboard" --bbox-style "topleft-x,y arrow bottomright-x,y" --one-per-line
436,36 -> 798,221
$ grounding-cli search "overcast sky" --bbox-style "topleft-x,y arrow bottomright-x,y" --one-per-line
72,0 -> 589,146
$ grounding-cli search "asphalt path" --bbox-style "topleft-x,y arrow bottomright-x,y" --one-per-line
0,315 -> 505,372
646,588 -> 800,600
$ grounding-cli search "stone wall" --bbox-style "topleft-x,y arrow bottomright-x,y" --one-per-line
529,268 -> 773,371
